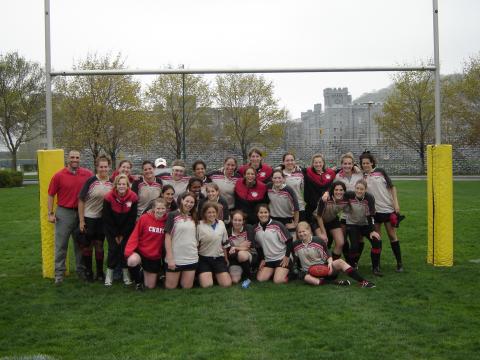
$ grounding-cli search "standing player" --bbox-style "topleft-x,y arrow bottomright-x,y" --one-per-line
280,153 -> 306,221
235,167 -> 268,225
304,153 -> 336,223
102,174 -> 138,286
164,192 -> 198,289
198,183 -> 230,223
360,151 -> 403,272
336,152 -> 363,191
111,160 -> 137,183
196,202 -> 232,288
209,156 -> 242,211
192,160 -> 212,195
315,181 -> 349,260
125,198 -> 168,290
294,222 -> 375,287
238,148 -> 273,184
47,150 -> 93,284
132,160 -> 163,218
267,170 -> 299,232
255,204 -> 292,284
344,179 -> 382,276
158,159 -> 190,201
78,155 -> 113,282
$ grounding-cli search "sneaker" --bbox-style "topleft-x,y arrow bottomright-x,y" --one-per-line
360,280 -> 376,288
396,263 -> 404,273
241,279 -> 251,289
372,267 -> 383,277
122,268 -> 132,286
135,283 -> 145,292
335,280 -> 351,286
54,277 -> 63,285
104,268 -> 113,287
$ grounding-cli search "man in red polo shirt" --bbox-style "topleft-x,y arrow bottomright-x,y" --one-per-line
47,150 -> 93,284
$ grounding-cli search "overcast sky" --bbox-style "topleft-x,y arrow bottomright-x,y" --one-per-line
2,0 -> 480,119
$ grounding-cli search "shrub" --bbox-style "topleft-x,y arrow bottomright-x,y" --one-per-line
0,170 -> 24,188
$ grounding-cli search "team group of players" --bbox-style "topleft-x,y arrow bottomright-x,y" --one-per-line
47,147 -> 404,290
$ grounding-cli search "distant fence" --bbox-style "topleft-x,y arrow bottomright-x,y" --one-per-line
72,139 -> 480,175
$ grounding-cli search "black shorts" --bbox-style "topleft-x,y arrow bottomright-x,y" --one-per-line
264,259 -> 290,269
85,217 -> 105,240
324,218 -> 341,231
165,262 -> 198,272
197,255 -> 228,274
347,225 -> 372,239
374,212 -> 392,223
138,252 -> 161,273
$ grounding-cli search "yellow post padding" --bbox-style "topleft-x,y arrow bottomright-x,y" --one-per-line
38,149 -> 65,278
426,144 -> 453,267
426,146 -> 433,264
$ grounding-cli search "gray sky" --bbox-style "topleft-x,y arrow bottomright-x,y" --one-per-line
2,0 -> 480,119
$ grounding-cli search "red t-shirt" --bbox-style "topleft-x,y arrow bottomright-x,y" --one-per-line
48,167 -> 93,208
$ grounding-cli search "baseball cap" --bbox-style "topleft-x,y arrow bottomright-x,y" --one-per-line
155,158 -> 167,168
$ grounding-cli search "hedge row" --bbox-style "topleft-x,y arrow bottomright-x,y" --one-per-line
0,170 -> 24,188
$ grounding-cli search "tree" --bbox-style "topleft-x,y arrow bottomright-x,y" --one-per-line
146,71 -> 212,159
54,53 -> 146,167
443,55 -> 480,146
375,70 -> 436,171
214,74 -> 286,162
0,52 -> 45,170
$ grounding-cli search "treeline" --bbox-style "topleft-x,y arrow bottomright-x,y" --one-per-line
1,51 -> 479,171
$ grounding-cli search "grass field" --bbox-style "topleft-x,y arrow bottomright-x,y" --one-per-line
0,182 -> 479,360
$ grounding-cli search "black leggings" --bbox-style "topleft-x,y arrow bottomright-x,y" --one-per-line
106,234 -> 128,269
347,225 -> 382,268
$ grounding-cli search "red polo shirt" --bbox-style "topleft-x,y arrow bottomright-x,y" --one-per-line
48,167 -> 93,209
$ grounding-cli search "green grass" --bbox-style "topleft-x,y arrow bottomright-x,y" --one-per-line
1,182 -> 479,360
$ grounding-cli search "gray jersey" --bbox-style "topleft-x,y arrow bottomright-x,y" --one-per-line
267,183 -> 299,219
165,210 -> 198,265
254,219 -> 292,262
197,220 -> 228,257
293,236 -> 331,271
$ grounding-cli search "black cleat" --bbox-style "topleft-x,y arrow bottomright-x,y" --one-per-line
335,280 -> 351,286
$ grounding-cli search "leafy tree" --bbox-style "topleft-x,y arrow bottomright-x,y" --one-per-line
375,70 -> 436,171
146,72 -> 212,159
0,52 -> 45,170
443,55 -> 480,146
214,74 -> 286,162
54,53 -> 145,167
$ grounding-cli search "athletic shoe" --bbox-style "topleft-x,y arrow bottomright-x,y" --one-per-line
122,268 -> 132,286
241,279 -> 251,289
335,280 -> 351,286
396,263 -> 404,273
359,280 -> 376,288
135,283 -> 145,292
372,267 -> 383,277
54,277 -> 63,285
104,268 -> 113,287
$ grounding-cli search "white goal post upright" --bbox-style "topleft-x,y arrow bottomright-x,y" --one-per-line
40,0 -> 452,278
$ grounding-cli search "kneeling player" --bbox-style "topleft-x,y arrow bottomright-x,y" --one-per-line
125,198 -> 168,290
294,222 -> 375,288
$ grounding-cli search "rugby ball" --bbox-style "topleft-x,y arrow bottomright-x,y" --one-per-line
308,264 -> 330,278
